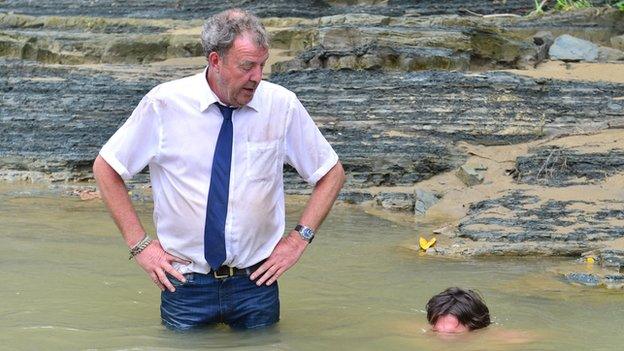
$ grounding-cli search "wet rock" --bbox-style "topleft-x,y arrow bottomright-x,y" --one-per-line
583,248 -> 624,269
533,31 -> 554,65
534,31 -> 555,48
338,190 -> 374,204
414,188 -> 439,216
603,274 -> 624,289
457,190 -> 624,255
469,26 -> 535,66
436,241 -> 592,256
455,164 -> 485,186
563,272 -> 600,286
612,34 -> 624,51
514,146 -> 624,186
597,46 -> 624,62
549,34 -> 598,62
374,192 -> 414,212
560,246 -> 624,289
561,270 -> 624,289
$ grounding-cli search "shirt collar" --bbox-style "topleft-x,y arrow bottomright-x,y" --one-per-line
197,66 -> 260,113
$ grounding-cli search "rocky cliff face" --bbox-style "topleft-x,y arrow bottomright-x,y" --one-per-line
0,0 -> 557,19
1,3 -> 624,272
0,58 -> 201,181
270,69 -> 624,197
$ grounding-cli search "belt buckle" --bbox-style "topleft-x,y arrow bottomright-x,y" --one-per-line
213,266 -> 234,279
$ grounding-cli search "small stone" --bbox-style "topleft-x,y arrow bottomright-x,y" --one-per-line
597,46 -> 624,62
374,192 -> 414,212
414,188 -> 439,216
470,163 -> 488,171
456,165 -> 485,186
611,35 -> 624,51
533,31 -> 555,66
564,272 -> 600,287
338,191 -> 374,204
533,31 -> 554,47
549,34 -> 599,62
433,226 -> 447,234
432,225 -> 456,237
603,274 -> 624,289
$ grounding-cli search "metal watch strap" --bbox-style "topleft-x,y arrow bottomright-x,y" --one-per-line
129,234 -> 152,260
294,224 -> 315,243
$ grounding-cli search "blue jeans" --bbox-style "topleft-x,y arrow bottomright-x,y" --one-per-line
160,272 -> 280,331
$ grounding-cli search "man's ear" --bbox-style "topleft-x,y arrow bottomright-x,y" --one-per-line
208,52 -> 221,71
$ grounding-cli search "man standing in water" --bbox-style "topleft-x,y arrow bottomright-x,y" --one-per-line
93,9 -> 345,330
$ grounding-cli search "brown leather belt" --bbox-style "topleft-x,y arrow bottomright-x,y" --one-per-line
210,260 -> 265,279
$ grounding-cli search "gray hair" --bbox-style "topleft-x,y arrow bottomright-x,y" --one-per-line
201,9 -> 269,58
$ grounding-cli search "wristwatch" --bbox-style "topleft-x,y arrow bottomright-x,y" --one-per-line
294,224 -> 315,243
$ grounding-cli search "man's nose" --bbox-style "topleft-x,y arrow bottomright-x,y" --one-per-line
250,65 -> 263,83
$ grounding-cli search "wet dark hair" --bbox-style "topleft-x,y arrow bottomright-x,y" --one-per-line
426,287 -> 491,331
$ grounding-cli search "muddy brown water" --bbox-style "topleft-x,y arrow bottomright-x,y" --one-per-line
1,183 -> 623,350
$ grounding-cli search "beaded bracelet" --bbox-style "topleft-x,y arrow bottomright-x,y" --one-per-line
129,234 -> 152,260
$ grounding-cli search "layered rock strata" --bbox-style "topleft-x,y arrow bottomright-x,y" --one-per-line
2,9 -> 622,68
270,69 -> 624,196
515,147 -> 624,186
3,59 -> 622,189
0,0 -> 557,19
1,2 -> 624,269
271,9 -> 623,72
0,58 -> 203,181
456,190 -> 624,255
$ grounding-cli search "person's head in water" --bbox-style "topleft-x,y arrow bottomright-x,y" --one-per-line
426,287 -> 491,333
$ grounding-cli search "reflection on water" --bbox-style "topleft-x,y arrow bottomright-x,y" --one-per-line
1,184 -> 623,350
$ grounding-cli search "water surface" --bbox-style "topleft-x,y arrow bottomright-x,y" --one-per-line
1,184 -> 622,350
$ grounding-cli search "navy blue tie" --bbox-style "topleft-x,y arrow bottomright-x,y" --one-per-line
204,103 -> 235,269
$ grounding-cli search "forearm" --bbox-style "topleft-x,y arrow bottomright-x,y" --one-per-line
93,155 -> 147,247
297,161 -> 346,231
251,161 -> 345,285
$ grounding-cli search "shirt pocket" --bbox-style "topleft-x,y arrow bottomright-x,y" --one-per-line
246,140 -> 281,181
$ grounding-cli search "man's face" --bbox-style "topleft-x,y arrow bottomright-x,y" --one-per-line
211,33 -> 269,107
432,314 -> 469,333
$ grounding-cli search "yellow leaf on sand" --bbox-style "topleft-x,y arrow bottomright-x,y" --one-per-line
419,237 -> 436,250
586,257 -> 595,264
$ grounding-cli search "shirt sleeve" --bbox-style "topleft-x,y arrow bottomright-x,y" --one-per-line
99,94 -> 162,180
284,95 -> 339,185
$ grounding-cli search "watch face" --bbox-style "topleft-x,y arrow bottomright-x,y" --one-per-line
295,225 -> 314,242
301,227 -> 314,239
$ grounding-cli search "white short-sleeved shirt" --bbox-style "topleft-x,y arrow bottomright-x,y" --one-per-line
100,68 -> 338,273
